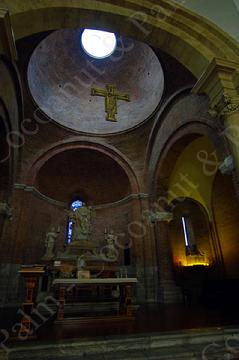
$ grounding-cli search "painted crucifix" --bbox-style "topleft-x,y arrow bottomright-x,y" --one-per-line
91,84 -> 130,122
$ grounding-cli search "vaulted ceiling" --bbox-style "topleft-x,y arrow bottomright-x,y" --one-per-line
27,29 -> 164,135
35,149 -> 131,205
173,0 -> 239,42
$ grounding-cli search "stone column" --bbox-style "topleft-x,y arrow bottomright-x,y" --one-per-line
193,58 -> 239,195
214,96 -> 239,172
0,201 -> 12,239
140,197 -> 158,303
152,211 -> 182,303
130,195 -> 158,303
130,197 -> 147,303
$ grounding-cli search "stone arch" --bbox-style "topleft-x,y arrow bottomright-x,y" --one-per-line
146,92 -> 228,196
26,138 -> 140,194
154,126 -> 227,196
4,0 -> 239,78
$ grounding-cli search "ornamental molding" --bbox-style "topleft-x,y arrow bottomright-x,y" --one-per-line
14,183 -> 149,209
150,211 -> 173,223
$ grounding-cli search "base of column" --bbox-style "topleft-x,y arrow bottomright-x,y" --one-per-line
159,281 -> 182,304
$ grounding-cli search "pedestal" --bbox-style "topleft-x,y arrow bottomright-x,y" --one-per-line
17,266 -> 45,339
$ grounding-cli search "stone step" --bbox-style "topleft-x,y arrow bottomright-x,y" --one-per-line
41,301 -> 120,314
5,326 -> 239,360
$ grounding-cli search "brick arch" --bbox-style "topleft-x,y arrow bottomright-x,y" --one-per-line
169,196 -> 209,218
26,138 -> 140,194
151,125 -> 227,200
5,0 -> 239,79
146,92 -> 229,196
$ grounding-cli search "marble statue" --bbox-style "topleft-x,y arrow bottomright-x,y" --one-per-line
105,230 -> 118,261
68,204 -> 91,242
0,202 -> 12,218
77,255 -> 86,271
42,227 -> 59,261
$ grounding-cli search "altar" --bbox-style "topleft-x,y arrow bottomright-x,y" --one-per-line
40,204 -> 138,322
53,277 -> 138,321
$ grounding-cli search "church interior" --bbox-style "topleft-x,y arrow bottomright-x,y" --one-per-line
1,0 -> 239,359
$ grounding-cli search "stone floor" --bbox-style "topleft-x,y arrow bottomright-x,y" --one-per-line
3,326 -> 239,359
38,303 -> 239,340
1,303 -> 239,359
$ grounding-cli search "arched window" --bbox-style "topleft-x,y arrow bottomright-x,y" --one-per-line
66,199 -> 85,243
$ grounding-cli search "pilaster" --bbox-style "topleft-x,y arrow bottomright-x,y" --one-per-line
193,58 -> 239,198
0,9 -> 17,60
153,211 -> 182,304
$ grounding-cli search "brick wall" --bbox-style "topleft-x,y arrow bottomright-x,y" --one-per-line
212,172 -> 239,278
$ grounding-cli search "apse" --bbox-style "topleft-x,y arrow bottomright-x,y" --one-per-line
27,28 -> 164,134
35,148 -> 131,205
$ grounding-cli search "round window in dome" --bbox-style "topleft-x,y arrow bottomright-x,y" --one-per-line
81,29 -> 117,59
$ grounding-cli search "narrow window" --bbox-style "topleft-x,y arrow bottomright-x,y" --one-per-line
181,216 -> 189,248
66,200 -> 84,243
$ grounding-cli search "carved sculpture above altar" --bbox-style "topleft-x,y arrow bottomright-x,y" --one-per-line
68,204 -> 92,243
39,203 -> 123,282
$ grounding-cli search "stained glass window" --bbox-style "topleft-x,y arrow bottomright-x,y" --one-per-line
67,200 -> 84,243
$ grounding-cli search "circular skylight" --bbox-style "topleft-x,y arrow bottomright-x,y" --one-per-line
81,29 -> 117,59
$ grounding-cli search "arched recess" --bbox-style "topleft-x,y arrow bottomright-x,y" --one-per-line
26,139 -> 140,198
169,197 -> 215,268
147,92 -> 229,194
169,196 -> 219,305
151,130 -> 228,209
151,130 -> 227,285
3,0 -> 239,78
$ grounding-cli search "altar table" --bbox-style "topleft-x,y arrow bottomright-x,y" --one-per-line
53,278 -> 138,320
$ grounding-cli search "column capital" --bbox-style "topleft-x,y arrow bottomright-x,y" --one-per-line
208,94 -> 239,118
150,211 -> 173,223
192,58 -> 239,112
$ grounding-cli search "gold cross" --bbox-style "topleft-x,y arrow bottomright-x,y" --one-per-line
91,84 -> 130,122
